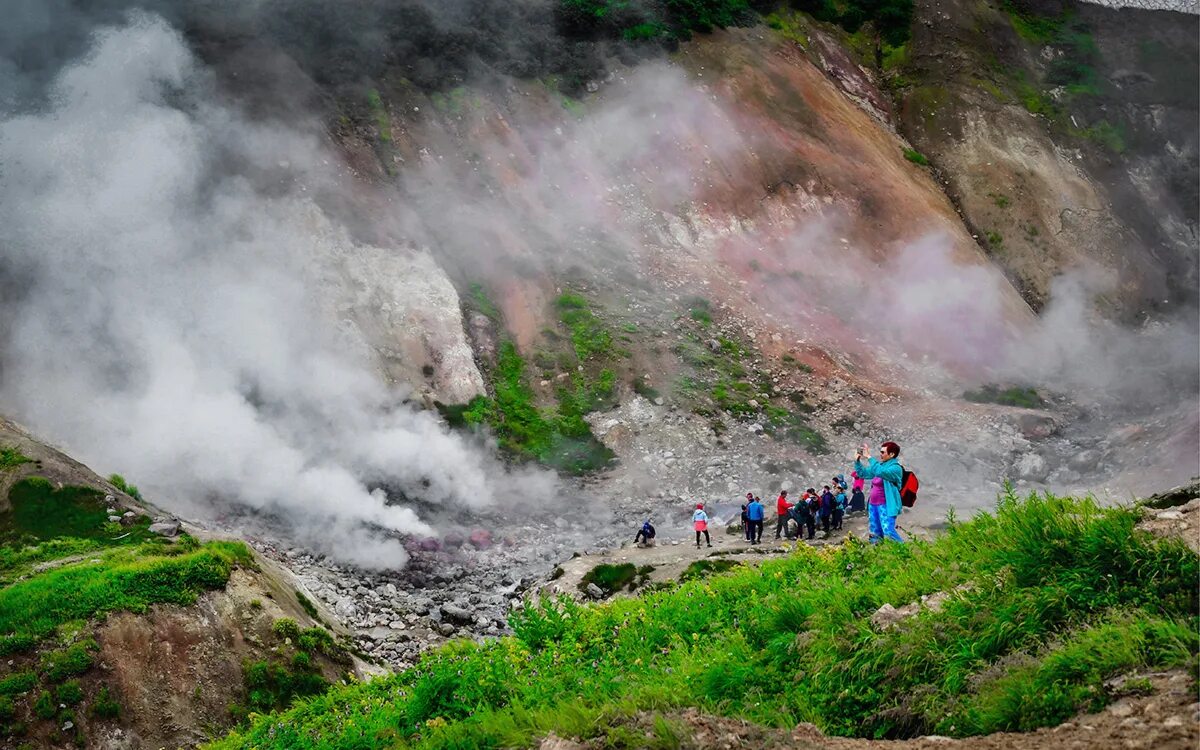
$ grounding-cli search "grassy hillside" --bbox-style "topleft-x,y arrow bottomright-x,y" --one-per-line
211,491 -> 1198,749
0,472 -> 255,744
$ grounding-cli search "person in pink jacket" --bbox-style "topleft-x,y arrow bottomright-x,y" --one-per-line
693,503 -> 711,548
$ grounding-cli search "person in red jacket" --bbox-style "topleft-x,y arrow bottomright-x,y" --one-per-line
774,489 -> 794,540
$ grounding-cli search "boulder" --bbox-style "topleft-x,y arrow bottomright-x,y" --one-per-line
585,583 -> 605,600
1014,452 -> 1049,482
440,603 -> 474,624
148,521 -> 179,537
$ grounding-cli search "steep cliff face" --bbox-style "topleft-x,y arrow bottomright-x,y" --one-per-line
896,0 -> 1198,313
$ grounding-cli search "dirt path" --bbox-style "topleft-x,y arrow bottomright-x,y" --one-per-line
540,671 -> 1198,749
537,513 -> 875,599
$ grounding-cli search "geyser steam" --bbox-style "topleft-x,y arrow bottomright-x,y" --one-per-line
0,14 -> 547,568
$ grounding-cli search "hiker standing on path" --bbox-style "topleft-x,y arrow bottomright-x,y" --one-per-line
791,492 -> 816,540
746,496 -> 765,544
693,503 -> 712,548
819,485 -> 835,535
833,487 -> 846,530
742,492 -> 753,541
853,441 -> 905,544
774,490 -> 794,540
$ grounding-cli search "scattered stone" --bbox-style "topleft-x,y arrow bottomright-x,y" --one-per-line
1014,452 -> 1049,482
148,521 -> 180,537
585,583 -> 605,600
440,603 -> 474,624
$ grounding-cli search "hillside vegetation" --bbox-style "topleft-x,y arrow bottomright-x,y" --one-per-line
211,491 -> 1198,749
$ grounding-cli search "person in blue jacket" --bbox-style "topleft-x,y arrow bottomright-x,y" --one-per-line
745,495 -> 765,544
853,441 -> 904,543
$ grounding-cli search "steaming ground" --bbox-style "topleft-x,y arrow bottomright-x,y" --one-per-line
0,14 -> 564,568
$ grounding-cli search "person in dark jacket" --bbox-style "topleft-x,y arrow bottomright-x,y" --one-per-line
833,489 -> 846,530
746,496 -> 766,544
635,520 -> 656,546
819,486 -> 835,534
790,494 -> 815,540
849,486 -> 866,514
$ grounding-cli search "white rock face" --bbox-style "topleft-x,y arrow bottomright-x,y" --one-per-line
302,207 -> 485,404
1079,0 -> 1196,11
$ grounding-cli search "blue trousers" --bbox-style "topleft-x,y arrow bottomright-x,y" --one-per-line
868,504 -> 904,543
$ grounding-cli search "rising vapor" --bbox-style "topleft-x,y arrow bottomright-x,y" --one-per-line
0,13 -> 552,568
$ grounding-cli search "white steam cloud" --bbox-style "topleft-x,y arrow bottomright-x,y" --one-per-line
0,14 -> 558,568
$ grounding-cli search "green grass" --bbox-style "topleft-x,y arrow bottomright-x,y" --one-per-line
459,342 -> 614,475
0,478 -> 158,584
366,89 -> 392,143
107,473 -> 143,502
985,230 -> 1003,246
687,297 -> 713,326
903,148 -> 929,165
296,590 -> 320,620
556,293 -> 613,362
679,559 -> 741,581
3,478 -> 150,545
0,539 -> 251,654
579,563 -> 639,595
964,385 -> 1045,409
210,490 -> 1197,749
0,448 -> 32,473
469,283 -> 503,322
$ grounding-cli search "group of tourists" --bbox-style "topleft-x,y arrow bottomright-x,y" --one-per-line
640,441 -> 910,550
736,441 -> 908,545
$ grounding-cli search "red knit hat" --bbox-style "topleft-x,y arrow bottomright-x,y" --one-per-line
695,502 -> 704,509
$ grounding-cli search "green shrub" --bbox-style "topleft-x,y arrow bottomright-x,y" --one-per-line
469,283 -> 502,322
903,148 -> 929,165
0,448 -> 32,473
40,639 -> 97,682
33,690 -> 54,720
56,680 -> 84,706
90,685 -> 120,719
578,563 -> 639,595
0,695 -> 14,722
460,341 -> 614,475
242,658 -> 330,715
0,672 -> 35,696
273,618 -> 301,642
